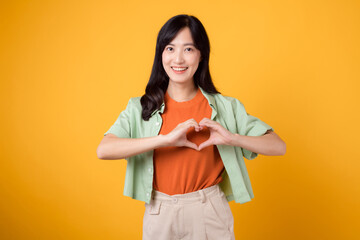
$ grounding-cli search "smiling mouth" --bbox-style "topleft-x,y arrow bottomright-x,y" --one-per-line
171,67 -> 188,73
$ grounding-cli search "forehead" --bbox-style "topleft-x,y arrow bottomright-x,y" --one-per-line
168,27 -> 194,45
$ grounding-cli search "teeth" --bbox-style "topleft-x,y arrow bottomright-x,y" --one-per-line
172,67 -> 187,71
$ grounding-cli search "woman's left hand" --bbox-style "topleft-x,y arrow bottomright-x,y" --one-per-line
198,118 -> 234,151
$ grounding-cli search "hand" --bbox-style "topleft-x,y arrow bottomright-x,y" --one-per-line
198,118 -> 234,151
164,118 -> 201,151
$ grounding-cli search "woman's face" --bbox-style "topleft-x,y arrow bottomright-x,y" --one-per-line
162,27 -> 201,86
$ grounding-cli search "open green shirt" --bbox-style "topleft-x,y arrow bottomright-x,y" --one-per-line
104,87 -> 273,204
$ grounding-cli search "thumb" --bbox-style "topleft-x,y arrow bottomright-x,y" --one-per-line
198,139 -> 213,151
184,141 -> 200,151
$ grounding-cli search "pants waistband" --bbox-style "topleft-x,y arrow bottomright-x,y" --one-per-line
151,184 -> 221,204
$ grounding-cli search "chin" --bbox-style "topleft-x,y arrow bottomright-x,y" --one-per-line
169,78 -> 193,84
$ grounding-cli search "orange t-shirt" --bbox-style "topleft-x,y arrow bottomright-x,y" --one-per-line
153,88 -> 225,195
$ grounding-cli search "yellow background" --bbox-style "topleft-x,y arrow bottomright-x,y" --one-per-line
1,0 -> 359,239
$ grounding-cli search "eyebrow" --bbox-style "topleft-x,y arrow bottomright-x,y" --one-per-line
168,43 -> 195,47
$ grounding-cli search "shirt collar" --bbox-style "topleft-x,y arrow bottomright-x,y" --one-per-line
150,102 -> 165,117
150,86 -> 218,119
199,86 -> 218,120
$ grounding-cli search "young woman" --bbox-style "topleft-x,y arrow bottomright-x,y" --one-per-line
97,14 -> 286,240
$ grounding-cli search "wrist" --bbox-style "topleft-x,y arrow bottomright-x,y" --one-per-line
156,134 -> 169,148
230,133 -> 243,147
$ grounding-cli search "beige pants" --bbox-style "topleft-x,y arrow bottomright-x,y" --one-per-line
142,184 -> 235,240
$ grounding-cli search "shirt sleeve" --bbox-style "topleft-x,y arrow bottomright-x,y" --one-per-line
233,98 -> 273,160
104,99 -> 132,138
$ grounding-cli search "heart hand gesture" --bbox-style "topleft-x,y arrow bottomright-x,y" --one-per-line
163,118 -> 234,151
164,118 -> 201,151
198,118 -> 235,151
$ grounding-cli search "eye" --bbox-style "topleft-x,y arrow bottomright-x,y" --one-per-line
165,47 -> 173,52
185,47 -> 193,52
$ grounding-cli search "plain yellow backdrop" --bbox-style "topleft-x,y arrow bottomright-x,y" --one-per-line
1,0 -> 359,239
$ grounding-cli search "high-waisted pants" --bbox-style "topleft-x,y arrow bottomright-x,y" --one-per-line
142,184 -> 235,240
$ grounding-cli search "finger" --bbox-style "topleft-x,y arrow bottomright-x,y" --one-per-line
184,141 -> 199,151
184,118 -> 199,125
198,139 -> 213,150
199,117 -> 210,125
195,125 -> 202,131
184,120 -> 201,132
182,118 -> 197,126
199,121 -> 218,130
186,123 -> 201,132
199,118 -> 217,126
199,117 -> 210,123
180,121 -> 197,129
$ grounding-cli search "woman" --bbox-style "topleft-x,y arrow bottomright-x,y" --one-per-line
97,14 -> 286,240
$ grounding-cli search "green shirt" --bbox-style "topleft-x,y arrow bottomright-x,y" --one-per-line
104,87 -> 273,204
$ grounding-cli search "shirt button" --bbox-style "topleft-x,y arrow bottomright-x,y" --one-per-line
155,122 -> 160,126
146,193 -> 150,197
148,168 -> 152,173
172,198 -> 178,203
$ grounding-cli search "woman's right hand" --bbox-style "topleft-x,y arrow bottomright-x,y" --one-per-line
162,118 -> 201,151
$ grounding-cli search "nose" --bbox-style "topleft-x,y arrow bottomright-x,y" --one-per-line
174,50 -> 185,64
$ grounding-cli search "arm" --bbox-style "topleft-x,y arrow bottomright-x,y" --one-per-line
97,119 -> 201,160
96,134 -> 168,160
198,118 -> 286,156
230,130 -> 286,156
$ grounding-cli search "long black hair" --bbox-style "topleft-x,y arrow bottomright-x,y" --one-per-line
140,14 -> 219,121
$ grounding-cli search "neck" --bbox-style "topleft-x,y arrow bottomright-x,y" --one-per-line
167,81 -> 198,102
